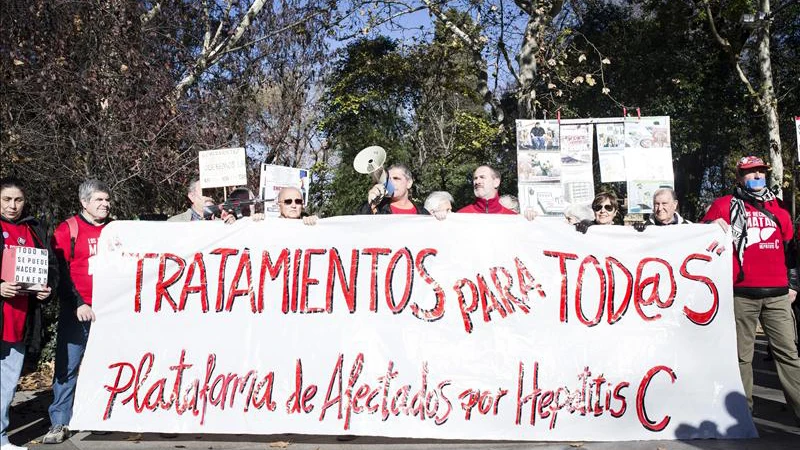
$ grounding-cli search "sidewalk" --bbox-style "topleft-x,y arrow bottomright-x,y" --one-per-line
9,336 -> 799,449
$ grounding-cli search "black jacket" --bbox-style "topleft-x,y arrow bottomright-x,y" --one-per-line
0,215 -> 58,353
356,198 -> 429,215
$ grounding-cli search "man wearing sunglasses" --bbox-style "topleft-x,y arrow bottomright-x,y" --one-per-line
277,187 -> 318,225
702,155 -> 800,425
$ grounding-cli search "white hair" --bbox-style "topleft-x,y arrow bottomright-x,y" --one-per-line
653,187 -> 677,202
499,195 -> 520,213
78,179 -> 110,202
424,191 -> 454,213
564,203 -> 594,222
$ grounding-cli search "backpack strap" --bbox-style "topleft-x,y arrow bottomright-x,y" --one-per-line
66,216 -> 79,261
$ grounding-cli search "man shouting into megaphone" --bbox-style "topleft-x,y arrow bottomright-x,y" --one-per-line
357,164 -> 428,215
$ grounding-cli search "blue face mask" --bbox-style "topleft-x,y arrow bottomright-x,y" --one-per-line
745,178 -> 766,191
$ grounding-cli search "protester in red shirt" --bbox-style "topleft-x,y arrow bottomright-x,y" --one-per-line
458,166 -> 517,214
1,177 -> 55,450
43,179 -> 112,444
702,156 -> 800,424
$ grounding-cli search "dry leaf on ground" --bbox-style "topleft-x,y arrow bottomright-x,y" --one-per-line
269,441 -> 291,448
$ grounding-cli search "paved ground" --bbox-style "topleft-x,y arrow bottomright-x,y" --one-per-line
8,336 -> 799,450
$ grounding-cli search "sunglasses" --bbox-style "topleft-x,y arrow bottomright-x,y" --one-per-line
592,204 -> 615,212
282,198 -> 303,205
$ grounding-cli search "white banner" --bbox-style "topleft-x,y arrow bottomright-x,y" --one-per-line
72,217 -> 755,441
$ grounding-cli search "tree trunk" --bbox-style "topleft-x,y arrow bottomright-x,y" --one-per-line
757,0 -> 783,194
516,15 -> 541,119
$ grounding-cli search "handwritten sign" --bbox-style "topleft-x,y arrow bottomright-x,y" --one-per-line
1,245 -> 48,291
71,217 -> 755,440
198,147 -> 247,189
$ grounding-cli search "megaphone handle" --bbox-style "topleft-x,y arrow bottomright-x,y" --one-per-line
368,183 -> 388,211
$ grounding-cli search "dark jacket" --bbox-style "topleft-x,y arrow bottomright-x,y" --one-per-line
0,215 -> 58,353
356,198 -> 429,215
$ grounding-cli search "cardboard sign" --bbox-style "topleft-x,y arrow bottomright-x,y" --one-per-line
1,245 -> 48,291
198,148 -> 247,189
72,217 -> 755,441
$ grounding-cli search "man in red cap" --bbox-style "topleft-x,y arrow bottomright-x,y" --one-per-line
702,155 -> 800,423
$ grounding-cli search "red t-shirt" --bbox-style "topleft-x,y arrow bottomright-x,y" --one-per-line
390,204 -> 418,215
52,215 -> 109,306
702,195 -> 793,288
1,221 -> 35,342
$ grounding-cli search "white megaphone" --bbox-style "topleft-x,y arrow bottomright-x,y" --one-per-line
353,145 -> 395,204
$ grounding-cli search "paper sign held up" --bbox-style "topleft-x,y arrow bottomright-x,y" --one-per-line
1,246 -> 49,292
198,147 -> 247,189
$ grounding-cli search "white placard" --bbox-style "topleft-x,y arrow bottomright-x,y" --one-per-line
1,246 -> 48,288
258,164 -> 311,217
198,147 -> 247,189
72,217 -> 755,441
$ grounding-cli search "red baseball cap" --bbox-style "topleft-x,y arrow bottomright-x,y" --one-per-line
736,156 -> 770,171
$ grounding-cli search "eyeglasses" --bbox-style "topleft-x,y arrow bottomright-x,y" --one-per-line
282,198 -> 303,205
592,204 -> 615,212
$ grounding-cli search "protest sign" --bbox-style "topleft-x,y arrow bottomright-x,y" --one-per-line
0,245 -> 48,291
72,217 -> 754,441
198,148 -> 247,189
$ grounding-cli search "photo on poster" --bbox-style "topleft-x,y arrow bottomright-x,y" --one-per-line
518,149 -> 562,182
563,181 -> 595,205
518,181 -> 567,217
559,123 -> 593,165
596,123 -> 626,182
624,116 -> 671,149
516,120 -> 536,150
627,180 -> 673,214
516,119 -> 560,151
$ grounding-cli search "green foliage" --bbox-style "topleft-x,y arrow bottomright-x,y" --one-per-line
316,16 -> 506,215
562,0 -> 794,219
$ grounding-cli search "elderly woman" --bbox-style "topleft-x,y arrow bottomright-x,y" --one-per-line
563,203 -> 594,225
1,177 -> 56,450
424,191 -> 454,221
575,192 -> 620,233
